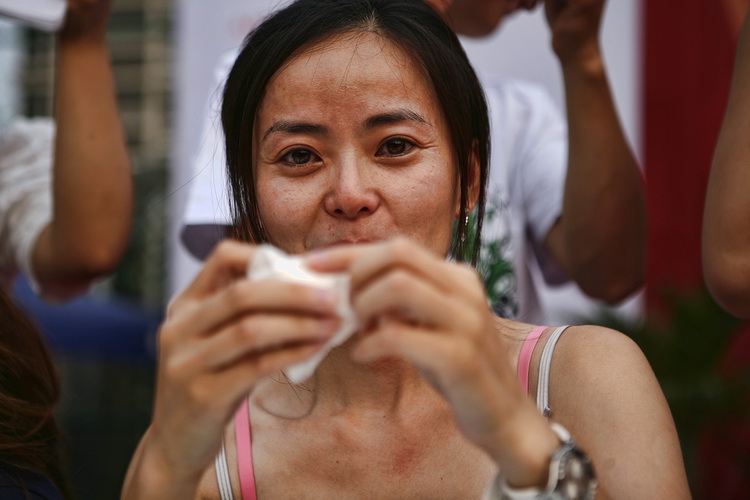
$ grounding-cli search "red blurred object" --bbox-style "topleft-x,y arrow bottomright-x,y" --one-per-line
696,418 -> 750,500
696,322 -> 750,499
720,321 -> 750,381
644,0 -> 735,315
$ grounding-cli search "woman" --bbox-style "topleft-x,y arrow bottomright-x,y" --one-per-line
123,0 -> 689,498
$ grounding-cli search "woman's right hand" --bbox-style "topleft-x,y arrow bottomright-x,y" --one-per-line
124,241 -> 339,496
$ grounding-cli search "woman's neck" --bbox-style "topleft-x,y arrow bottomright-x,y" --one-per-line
252,339 -> 437,421
313,346 -> 429,417
252,317 -> 532,420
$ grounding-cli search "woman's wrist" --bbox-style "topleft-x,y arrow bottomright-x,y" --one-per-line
486,407 -> 562,489
125,437 -> 205,500
483,423 -> 598,500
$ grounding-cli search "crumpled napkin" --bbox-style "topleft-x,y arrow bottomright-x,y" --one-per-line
247,245 -> 358,383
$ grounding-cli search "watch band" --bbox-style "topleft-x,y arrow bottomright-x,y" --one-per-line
482,423 -> 597,500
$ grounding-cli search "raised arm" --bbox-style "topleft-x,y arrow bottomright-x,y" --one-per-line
703,10 -> 750,318
31,0 -> 132,300
542,0 -> 646,303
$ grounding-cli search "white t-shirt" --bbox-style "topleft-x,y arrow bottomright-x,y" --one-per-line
0,117 -> 54,291
479,75 -> 567,322
180,51 -> 568,324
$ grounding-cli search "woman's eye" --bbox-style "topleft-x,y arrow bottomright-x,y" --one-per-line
281,148 -> 319,166
377,138 -> 414,157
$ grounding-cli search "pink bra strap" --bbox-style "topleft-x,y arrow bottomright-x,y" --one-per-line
518,326 -> 547,395
234,398 -> 257,500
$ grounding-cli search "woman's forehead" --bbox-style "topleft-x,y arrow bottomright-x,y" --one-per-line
279,31 -> 412,75
257,32 -> 440,124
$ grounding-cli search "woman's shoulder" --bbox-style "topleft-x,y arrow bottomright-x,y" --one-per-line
548,324 -> 651,384
553,324 -> 644,360
540,324 -> 664,419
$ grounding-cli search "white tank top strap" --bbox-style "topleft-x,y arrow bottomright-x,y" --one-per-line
215,439 -> 235,500
535,325 -> 571,418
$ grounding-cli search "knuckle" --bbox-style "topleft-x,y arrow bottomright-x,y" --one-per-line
210,240 -> 239,262
186,382 -> 211,407
233,319 -> 259,345
389,237 -> 413,260
448,340 -> 479,374
166,296 -> 182,319
458,263 -> 481,285
456,264 -> 486,300
463,310 -> 485,339
225,282 -> 251,309
163,354 -> 189,385
254,355 -> 280,377
166,294 -> 197,320
157,321 -> 185,354
384,270 -> 412,296
287,282 -> 316,304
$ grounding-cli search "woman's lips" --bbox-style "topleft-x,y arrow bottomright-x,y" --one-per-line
321,239 -> 373,249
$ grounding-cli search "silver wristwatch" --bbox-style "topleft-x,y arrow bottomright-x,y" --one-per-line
483,423 -> 597,500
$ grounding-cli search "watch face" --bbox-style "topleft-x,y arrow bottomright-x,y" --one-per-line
555,446 -> 597,500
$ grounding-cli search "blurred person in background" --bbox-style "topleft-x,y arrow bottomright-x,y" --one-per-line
180,0 -> 645,324
0,0 -> 131,302
704,9 -> 750,319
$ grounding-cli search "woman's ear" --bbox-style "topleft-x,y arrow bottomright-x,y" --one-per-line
453,140 -> 481,217
467,139 -> 481,212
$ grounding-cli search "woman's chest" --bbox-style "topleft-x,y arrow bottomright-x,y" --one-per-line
250,419 -> 495,499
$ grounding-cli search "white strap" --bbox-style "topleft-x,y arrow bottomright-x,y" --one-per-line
215,440 -> 235,500
536,325 -> 570,418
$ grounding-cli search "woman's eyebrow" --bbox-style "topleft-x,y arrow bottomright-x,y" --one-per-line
364,109 -> 431,129
262,121 -> 330,142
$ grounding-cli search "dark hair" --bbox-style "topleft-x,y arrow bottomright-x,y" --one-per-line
0,288 -> 71,499
222,0 -> 489,264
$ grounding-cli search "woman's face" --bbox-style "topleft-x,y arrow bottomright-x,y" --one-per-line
253,32 -> 461,255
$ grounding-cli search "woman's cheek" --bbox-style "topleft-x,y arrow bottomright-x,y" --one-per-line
257,180 -> 319,248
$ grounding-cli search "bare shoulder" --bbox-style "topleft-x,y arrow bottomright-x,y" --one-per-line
547,324 -> 659,415
540,325 -> 690,498
552,324 -> 650,376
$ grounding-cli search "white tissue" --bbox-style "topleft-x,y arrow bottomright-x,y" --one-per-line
247,245 -> 358,383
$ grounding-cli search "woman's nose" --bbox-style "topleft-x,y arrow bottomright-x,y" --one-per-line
323,161 -> 380,219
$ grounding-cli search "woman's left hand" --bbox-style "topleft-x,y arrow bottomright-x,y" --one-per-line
307,237 -> 559,487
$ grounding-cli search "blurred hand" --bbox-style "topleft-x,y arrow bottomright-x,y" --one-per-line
60,0 -> 113,41
147,241 -> 338,479
544,0 -> 605,65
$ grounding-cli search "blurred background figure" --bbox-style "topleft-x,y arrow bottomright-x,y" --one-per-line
0,287 -> 71,499
703,10 -> 750,320
436,0 -> 646,323
0,0 -> 132,302
0,0 -> 160,497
